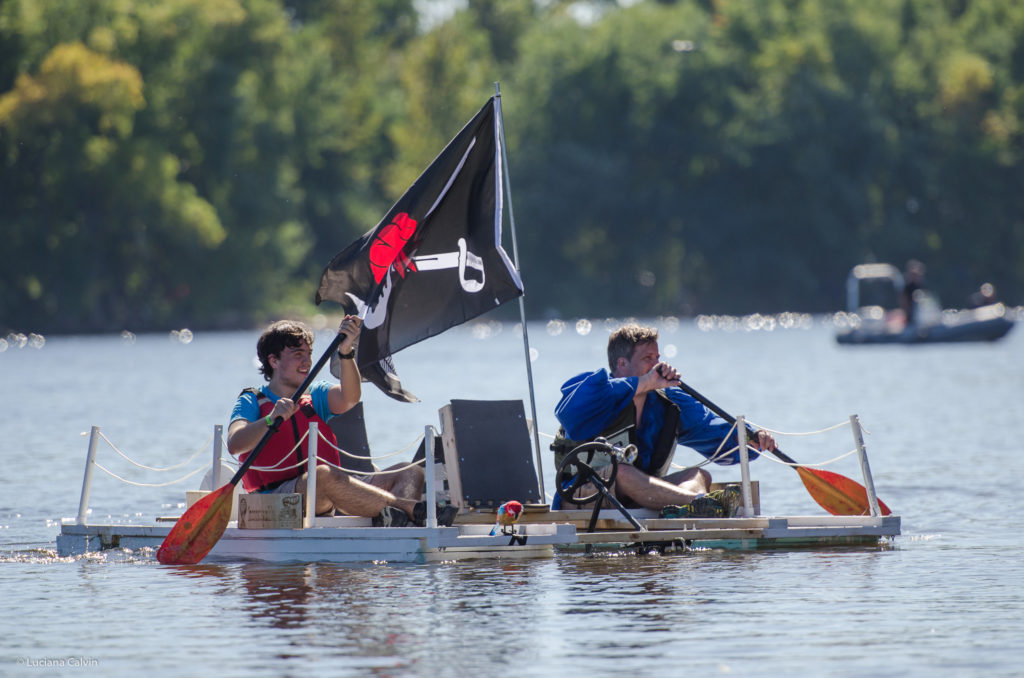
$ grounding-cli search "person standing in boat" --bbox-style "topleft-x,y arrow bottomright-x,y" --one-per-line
901,259 -> 927,326
552,323 -> 776,518
228,318 -> 452,527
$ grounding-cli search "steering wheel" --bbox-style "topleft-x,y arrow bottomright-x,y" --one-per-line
555,440 -> 619,506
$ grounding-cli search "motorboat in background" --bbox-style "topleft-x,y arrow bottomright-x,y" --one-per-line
835,263 -> 1014,345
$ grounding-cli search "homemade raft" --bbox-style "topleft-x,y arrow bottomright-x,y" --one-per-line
57,400 -> 900,563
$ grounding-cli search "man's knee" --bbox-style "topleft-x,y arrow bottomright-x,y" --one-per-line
697,468 -> 712,487
404,465 -> 425,486
316,463 -> 351,486
390,463 -> 423,480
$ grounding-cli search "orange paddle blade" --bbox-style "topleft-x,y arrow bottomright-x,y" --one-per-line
796,467 -> 892,516
156,483 -> 234,564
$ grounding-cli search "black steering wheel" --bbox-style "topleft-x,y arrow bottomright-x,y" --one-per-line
555,440 -> 619,506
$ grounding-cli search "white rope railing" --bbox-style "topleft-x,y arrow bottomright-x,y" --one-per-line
245,429 -> 417,473
246,430 -> 309,472
74,411 -> 881,526
744,418 -> 868,437
314,428 -> 425,464
737,417 -> 869,469
537,413 -> 883,516
330,457 -> 425,476
757,447 -> 860,469
95,429 -> 210,472
529,415 -> 870,474
92,462 -> 208,487
75,428 -> 219,510
242,429 -> 427,477
74,423 -> 432,525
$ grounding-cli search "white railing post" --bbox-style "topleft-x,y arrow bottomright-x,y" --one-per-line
736,416 -> 754,517
76,426 -> 100,525
305,424 -> 318,528
212,424 -> 223,488
850,414 -> 882,517
424,426 -> 437,528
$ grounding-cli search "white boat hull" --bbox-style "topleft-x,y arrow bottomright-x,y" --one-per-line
57,512 -> 899,563
56,518 -> 575,564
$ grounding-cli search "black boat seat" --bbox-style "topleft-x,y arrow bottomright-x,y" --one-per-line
437,399 -> 543,509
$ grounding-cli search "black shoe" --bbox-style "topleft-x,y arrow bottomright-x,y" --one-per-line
412,501 -> 459,527
372,506 -> 411,527
708,486 -> 743,517
436,504 -> 459,527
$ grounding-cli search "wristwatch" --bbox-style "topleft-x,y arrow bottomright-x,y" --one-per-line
337,349 -> 356,360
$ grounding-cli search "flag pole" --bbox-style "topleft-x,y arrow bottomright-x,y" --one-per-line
494,82 -> 546,501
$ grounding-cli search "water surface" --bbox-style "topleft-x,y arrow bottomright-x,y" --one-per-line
2,319 -> 1022,676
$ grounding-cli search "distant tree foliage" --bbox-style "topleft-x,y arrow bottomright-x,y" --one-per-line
1,0 -> 1022,333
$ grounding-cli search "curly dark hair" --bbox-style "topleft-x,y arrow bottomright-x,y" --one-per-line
607,323 -> 658,372
256,320 -> 314,381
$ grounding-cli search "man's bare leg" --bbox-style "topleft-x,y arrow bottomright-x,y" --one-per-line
295,465 -> 418,518
367,464 -> 425,503
661,467 -> 712,497
612,465 -> 712,510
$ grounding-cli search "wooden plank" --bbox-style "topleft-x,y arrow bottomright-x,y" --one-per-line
438,404 -> 463,508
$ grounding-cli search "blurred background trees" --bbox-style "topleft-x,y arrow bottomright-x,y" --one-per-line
2,0 -> 1022,332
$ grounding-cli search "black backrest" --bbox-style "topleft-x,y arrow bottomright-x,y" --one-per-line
327,402 -> 376,475
439,399 -> 542,508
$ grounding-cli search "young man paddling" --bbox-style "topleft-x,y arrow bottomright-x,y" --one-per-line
553,323 -> 777,517
228,318 -> 453,527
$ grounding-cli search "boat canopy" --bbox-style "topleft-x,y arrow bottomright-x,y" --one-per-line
846,263 -> 904,312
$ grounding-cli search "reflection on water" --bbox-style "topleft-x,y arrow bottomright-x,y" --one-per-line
0,537 -> 1019,677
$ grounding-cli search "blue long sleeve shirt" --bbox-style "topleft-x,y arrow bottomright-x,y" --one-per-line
554,368 -> 759,471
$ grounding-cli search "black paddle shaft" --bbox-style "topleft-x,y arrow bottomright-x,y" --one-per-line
228,332 -> 347,486
674,378 -> 800,467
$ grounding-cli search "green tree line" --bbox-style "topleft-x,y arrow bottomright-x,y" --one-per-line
2,0 -> 1022,333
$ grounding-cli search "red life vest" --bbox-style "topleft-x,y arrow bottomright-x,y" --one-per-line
238,389 -> 342,493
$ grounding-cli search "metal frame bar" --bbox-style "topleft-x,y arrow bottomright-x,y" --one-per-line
76,426 -> 100,525
850,414 -> 882,516
494,82 -> 545,499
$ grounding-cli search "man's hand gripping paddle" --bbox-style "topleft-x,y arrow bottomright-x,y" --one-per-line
674,379 -> 891,516
156,332 -> 348,564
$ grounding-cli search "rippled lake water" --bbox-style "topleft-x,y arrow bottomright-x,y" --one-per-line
2,317 -> 1022,676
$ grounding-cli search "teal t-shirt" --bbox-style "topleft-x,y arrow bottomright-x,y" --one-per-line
230,382 -> 334,424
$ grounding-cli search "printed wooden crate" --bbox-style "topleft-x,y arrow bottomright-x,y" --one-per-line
237,493 -> 303,529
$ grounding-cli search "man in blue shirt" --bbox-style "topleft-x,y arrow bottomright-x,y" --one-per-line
554,323 -> 775,516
